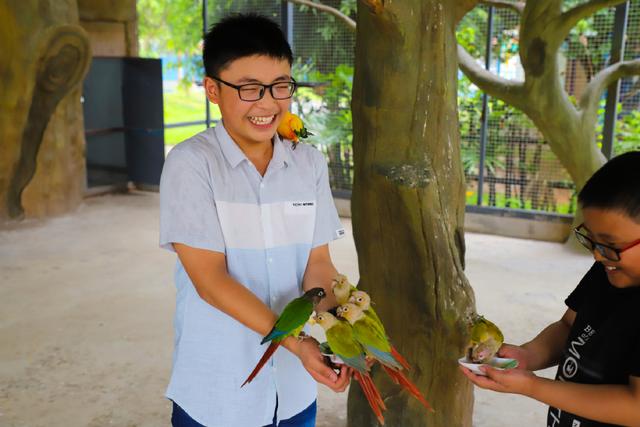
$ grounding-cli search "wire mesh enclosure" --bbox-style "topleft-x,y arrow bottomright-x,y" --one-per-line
203,1 -> 639,216
458,1 -> 640,215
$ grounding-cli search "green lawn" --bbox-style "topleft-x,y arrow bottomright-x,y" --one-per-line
164,88 -> 220,145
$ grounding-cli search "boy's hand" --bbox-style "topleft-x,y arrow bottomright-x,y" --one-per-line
459,364 -> 537,396
497,343 -> 531,370
286,336 -> 352,392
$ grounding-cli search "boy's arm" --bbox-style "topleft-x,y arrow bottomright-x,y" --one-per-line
512,308 -> 576,371
302,244 -> 339,313
466,366 -> 640,426
174,243 -> 350,392
528,375 -> 640,426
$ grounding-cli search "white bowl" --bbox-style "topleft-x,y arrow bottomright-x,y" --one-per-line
458,356 -> 518,376
322,353 -> 345,365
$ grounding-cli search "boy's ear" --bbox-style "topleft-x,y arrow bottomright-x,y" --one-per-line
204,77 -> 220,104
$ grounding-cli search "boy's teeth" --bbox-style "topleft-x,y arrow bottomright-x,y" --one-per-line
249,115 -> 275,125
605,266 -> 618,271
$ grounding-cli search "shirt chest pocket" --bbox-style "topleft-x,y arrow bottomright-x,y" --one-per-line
266,200 -> 316,247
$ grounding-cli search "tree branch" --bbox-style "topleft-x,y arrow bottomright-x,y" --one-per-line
554,0 -> 628,41
480,0 -> 525,14
579,58 -> 640,122
457,44 -> 527,111
283,0 -> 356,31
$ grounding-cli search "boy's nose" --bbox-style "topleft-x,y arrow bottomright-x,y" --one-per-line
592,247 -> 607,262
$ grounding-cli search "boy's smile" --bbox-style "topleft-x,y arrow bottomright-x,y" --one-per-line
581,207 -> 640,288
204,55 -> 293,154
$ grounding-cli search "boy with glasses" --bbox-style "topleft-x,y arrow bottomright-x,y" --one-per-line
159,14 -> 350,427
461,151 -> 640,426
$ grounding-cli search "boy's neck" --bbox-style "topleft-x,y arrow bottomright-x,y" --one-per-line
226,128 -> 274,176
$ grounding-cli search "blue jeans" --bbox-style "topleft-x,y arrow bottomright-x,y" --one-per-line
171,399 -> 317,427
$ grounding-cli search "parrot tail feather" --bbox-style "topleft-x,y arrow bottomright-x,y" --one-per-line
241,341 -> 280,387
381,366 -> 434,413
354,371 -> 385,425
390,346 -> 411,370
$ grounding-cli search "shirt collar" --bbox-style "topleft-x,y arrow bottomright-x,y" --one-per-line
271,133 -> 291,170
215,122 -> 291,170
215,123 -> 246,168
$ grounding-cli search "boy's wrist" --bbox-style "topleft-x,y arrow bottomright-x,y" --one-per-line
522,373 -> 545,398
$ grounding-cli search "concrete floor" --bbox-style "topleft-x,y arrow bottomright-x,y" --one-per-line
0,191 -> 593,426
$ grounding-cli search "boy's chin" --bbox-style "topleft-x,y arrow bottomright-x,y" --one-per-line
606,271 -> 640,288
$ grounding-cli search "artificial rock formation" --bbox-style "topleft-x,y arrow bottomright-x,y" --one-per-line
0,0 -> 91,222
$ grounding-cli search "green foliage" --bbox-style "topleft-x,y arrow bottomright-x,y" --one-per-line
163,89 -> 221,145
138,0 -> 203,86
294,63 -> 353,147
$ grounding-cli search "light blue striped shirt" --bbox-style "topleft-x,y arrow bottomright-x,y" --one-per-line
159,124 -> 344,427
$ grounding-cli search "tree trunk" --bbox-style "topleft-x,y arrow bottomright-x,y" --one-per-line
349,1 -> 475,426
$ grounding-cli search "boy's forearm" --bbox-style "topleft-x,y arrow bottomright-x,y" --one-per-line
303,260 -> 338,312
526,377 -> 640,426
522,320 -> 570,370
197,274 -> 278,337
303,245 -> 339,312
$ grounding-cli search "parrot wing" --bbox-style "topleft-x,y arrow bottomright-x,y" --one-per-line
326,322 -> 367,372
353,318 -> 403,370
261,296 -> 313,344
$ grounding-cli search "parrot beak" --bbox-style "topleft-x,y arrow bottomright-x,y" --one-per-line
308,314 -> 317,325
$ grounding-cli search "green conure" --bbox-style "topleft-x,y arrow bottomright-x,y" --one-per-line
348,290 -> 410,370
314,311 -> 387,425
339,303 -> 433,412
467,315 -> 505,363
242,287 -> 326,387
331,273 -> 357,305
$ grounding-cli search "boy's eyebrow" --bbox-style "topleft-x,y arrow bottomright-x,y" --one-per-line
583,226 -> 619,242
236,75 -> 291,84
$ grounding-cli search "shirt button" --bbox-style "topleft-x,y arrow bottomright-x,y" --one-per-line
260,183 -> 265,188
268,258 -> 273,263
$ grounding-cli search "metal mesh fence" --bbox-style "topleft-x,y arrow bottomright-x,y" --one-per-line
199,1 -> 638,213
617,2 -> 640,155
458,1 -> 640,215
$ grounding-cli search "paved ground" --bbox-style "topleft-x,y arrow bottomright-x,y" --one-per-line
0,192 -> 593,426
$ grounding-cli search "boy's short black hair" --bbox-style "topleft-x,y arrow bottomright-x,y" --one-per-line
578,151 -> 640,221
203,14 -> 293,78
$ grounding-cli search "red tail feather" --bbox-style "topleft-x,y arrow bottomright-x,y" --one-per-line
362,372 -> 386,411
382,366 -> 434,412
241,341 -> 280,387
354,371 -> 386,425
391,346 -> 411,370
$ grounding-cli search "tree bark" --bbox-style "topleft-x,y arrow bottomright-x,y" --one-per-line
349,1 -> 475,426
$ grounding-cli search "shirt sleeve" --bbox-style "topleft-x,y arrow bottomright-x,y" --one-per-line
565,262 -> 601,312
159,145 -> 226,254
310,149 -> 344,248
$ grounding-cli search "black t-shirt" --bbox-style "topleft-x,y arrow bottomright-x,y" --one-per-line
547,262 -> 640,427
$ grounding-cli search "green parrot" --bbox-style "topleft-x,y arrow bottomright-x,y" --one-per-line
338,303 -> 433,412
331,273 -> 357,305
347,290 -> 410,370
242,287 -> 326,387
467,315 -> 504,364
314,311 -> 386,424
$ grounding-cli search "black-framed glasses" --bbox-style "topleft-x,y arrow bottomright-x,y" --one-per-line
212,76 -> 297,101
574,223 -> 640,262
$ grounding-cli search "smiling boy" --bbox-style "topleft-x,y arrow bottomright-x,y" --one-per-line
461,151 -> 640,426
159,14 -> 350,427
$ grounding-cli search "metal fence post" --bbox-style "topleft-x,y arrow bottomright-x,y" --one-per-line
281,1 -> 294,49
203,0 -> 211,128
477,6 -> 494,206
601,1 -> 629,159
